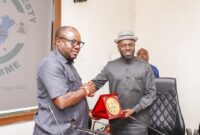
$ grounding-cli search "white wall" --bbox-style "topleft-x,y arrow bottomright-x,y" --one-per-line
134,0 -> 200,129
0,121 -> 34,135
61,0 -> 134,108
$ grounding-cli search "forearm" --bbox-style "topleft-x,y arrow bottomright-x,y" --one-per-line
92,79 -> 107,90
53,88 -> 86,110
134,64 -> 157,113
92,67 -> 108,90
133,91 -> 157,113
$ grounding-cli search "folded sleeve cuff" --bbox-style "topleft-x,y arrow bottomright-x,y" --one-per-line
133,104 -> 142,113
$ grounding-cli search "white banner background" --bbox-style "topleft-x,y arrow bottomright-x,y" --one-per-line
0,0 -> 52,111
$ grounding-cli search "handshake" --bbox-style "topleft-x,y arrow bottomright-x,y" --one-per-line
81,81 -> 96,97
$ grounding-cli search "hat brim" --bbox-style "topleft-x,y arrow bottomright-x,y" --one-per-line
114,36 -> 138,43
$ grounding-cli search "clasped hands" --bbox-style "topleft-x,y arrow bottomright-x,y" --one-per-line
81,81 -> 96,97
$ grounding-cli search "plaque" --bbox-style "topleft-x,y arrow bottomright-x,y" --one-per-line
92,93 -> 124,120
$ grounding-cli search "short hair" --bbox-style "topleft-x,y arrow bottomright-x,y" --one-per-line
137,48 -> 149,56
55,26 -> 78,39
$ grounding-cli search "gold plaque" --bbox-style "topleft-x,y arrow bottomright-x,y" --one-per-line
105,97 -> 120,115
92,93 -> 124,120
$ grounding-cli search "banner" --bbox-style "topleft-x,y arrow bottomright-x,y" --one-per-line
0,0 -> 53,111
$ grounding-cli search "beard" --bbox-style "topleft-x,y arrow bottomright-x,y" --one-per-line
121,51 -> 134,60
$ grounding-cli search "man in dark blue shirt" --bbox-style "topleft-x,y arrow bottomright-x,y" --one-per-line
33,26 -> 95,135
137,48 -> 159,78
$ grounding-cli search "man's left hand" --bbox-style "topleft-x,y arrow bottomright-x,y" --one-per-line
122,109 -> 135,118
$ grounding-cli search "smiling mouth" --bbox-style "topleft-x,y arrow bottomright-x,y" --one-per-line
124,52 -> 132,55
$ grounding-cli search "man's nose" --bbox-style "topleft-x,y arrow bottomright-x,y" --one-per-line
125,44 -> 131,49
73,44 -> 81,49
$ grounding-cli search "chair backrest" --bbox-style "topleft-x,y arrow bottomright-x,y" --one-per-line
149,77 -> 185,135
199,124 -> 200,134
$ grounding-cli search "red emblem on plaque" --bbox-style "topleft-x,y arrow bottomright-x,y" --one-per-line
92,93 -> 124,120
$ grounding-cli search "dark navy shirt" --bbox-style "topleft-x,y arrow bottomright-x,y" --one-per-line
150,64 -> 159,78
33,49 -> 89,135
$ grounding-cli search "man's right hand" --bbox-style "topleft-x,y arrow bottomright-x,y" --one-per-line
82,81 -> 96,97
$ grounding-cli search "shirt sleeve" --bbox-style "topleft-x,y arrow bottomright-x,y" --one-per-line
151,64 -> 160,78
92,66 -> 108,90
154,66 -> 159,78
133,63 -> 157,113
38,60 -> 69,99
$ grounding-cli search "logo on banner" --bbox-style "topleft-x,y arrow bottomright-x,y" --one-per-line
0,0 -> 36,77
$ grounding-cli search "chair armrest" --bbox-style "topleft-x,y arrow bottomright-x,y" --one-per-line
193,129 -> 199,135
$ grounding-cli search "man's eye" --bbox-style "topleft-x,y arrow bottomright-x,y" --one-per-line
71,40 -> 76,44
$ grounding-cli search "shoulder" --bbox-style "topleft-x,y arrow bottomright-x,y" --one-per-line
108,57 -> 120,64
37,51 -> 64,75
135,57 -> 150,67
135,57 -> 145,63
133,58 -> 154,74
150,64 -> 159,71
105,57 -> 122,67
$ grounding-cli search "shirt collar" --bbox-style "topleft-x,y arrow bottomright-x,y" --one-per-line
120,56 -> 137,64
53,48 -> 73,65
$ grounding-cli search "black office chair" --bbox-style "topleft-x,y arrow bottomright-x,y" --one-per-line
148,77 -> 185,135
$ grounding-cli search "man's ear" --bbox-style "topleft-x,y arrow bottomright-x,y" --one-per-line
55,38 -> 60,47
60,43 -> 65,48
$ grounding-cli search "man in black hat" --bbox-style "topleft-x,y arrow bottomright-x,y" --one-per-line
88,30 -> 157,135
